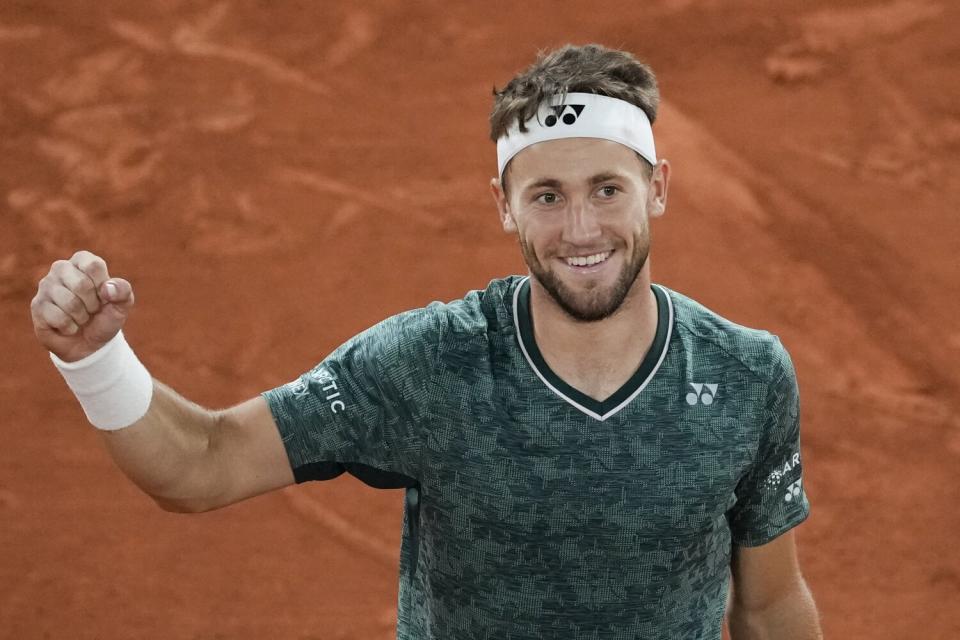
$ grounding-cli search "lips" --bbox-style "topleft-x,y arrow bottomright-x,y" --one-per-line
564,250 -> 612,267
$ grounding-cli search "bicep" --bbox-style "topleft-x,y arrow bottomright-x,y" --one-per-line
730,530 -> 804,611
208,395 -> 295,509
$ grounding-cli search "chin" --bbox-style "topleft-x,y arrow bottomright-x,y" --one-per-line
563,292 -> 627,322
540,275 -> 632,322
520,235 -> 649,321
544,258 -> 648,322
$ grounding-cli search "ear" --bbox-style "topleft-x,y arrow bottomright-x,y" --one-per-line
490,177 -> 517,233
647,159 -> 671,219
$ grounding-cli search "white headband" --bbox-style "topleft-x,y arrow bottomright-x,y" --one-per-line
496,92 -> 657,181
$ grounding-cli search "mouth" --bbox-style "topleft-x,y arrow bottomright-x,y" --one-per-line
560,250 -> 614,271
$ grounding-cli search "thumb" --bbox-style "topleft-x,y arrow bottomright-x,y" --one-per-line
99,278 -> 135,308
84,278 -> 135,346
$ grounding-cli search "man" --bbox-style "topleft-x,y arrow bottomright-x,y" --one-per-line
31,44 -> 821,639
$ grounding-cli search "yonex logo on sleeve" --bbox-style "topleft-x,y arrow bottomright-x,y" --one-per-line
685,383 -> 718,405
544,104 -> 585,127
785,479 -> 803,502
761,452 -> 802,492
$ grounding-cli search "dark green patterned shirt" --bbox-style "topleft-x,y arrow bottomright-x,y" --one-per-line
263,276 -> 810,639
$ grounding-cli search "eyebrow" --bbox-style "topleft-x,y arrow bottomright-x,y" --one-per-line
523,178 -> 562,192
589,172 -> 624,185
521,172 -> 626,193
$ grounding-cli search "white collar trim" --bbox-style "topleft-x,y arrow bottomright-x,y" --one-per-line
511,276 -> 674,422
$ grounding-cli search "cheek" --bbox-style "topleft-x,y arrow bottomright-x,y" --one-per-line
626,207 -> 651,234
529,207 -> 571,233
526,220 -> 564,249
516,213 -> 550,239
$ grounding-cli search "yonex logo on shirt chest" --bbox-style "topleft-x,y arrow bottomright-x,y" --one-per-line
685,382 -> 719,405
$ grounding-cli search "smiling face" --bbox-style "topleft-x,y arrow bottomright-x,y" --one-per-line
491,138 -> 669,322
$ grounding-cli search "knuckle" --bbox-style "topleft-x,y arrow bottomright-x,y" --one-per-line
85,259 -> 108,279
61,269 -> 83,290
51,259 -> 70,275
37,276 -> 55,295
48,312 -> 70,330
70,250 -> 105,272
75,272 -> 96,290
56,316 -> 75,332
77,290 -> 99,313
65,295 -> 84,315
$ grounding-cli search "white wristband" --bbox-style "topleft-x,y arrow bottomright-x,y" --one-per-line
50,331 -> 154,431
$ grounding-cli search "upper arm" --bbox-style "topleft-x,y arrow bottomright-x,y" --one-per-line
730,530 -> 804,611
260,310 -> 444,487
728,339 -> 809,546
205,395 -> 294,510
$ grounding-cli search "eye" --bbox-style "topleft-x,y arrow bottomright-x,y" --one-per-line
598,185 -> 619,198
535,192 -> 559,205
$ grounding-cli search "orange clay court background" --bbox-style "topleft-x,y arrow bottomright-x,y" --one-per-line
1,1 -> 959,638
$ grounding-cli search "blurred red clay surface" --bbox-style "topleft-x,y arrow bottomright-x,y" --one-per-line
2,1 -> 959,638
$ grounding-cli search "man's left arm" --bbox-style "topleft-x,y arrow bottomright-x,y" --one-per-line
728,530 -> 823,640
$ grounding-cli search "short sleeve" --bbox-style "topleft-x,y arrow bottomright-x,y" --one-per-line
262,306 -> 442,486
727,338 -> 810,546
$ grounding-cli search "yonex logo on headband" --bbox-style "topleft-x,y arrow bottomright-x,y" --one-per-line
544,104 -> 585,127
496,93 -> 657,181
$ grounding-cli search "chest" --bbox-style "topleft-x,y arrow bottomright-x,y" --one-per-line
538,350 -> 648,402
422,382 -> 759,546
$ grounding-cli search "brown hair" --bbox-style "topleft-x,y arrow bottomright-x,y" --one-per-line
489,44 -> 660,142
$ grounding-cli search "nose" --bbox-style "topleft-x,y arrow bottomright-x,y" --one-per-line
563,199 -> 602,244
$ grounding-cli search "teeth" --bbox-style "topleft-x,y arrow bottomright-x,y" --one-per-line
565,251 -> 611,267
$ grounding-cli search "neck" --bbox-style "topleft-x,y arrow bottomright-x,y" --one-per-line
527,265 -> 659,400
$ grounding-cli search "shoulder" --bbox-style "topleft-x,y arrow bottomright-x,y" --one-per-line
349,275 -> 521,355
660,284 -> 794,384
430,275 -> 521,331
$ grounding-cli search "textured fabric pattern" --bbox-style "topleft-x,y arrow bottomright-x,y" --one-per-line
262,276 -> 810,639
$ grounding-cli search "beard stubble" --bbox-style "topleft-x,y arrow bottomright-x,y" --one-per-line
519,231 -> 650,322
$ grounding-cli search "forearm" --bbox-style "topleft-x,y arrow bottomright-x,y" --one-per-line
34,253 -> 281,512
728,579 -> 822,640
99,379 -> 221,511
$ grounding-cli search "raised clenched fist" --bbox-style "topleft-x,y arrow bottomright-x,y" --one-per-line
30,251 -> 135,363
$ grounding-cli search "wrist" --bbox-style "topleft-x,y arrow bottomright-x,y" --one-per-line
50,331 -> 154,430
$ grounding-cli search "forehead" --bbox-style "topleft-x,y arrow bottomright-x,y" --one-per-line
507,138 -> 643,187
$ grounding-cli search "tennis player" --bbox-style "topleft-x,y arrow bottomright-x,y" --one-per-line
31,44 -> 821,639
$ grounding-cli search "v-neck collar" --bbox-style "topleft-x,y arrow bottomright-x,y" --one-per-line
512,276 -> 673,421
